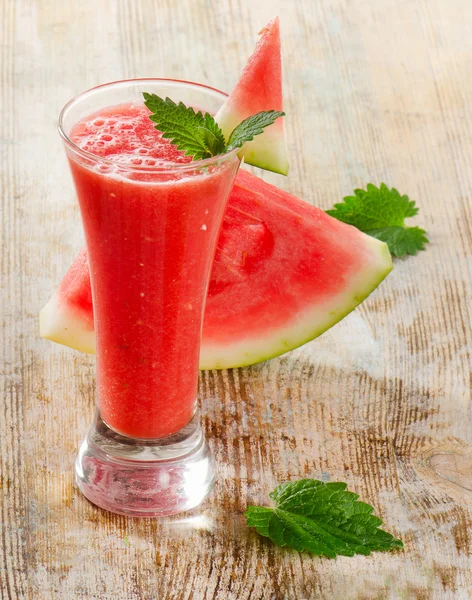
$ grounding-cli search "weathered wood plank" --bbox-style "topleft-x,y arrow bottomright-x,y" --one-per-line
1,0 -> 472,598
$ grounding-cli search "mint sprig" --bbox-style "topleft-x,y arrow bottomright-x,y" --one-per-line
143,92 -> 284,161
245,479 -> 403,558
326,183 -> 429,257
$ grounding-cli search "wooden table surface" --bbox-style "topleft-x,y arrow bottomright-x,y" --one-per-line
2,0 -> 472,598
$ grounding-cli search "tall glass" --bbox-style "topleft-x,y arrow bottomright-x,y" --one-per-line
59,79 -> 240,516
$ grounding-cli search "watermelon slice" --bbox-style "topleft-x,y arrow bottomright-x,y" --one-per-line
40,170 -> 392,369
215,17 -> 289,175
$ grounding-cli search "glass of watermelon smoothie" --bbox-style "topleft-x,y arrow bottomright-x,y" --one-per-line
59,79 -> 240,516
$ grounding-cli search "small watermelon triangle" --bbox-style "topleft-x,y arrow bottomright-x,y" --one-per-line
215,18 -> 289,175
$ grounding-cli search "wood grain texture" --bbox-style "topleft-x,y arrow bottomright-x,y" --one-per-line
1,0 -> 472,597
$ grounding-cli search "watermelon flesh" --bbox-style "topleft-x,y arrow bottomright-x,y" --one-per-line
215,17 -> 289,175
40,169 -> 392,369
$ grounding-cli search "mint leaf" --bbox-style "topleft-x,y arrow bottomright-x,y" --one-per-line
366,226 -> 429,257
245,479 -> 403,558
327,184 -> 418,230
226,110 -> 285,152
326,183 -> 428,256
143,93 -> 226,160
198,112 -> 227,157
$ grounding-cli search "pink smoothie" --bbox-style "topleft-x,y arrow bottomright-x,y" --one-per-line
68,103 -> 238,438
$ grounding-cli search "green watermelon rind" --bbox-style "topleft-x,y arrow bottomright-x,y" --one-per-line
199,236 -> 392,370
240,127 -> 289,175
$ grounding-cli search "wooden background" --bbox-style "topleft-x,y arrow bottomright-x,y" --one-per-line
1,0 -> 472,598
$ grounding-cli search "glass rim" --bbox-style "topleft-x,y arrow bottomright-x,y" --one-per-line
58,77 -> 239,173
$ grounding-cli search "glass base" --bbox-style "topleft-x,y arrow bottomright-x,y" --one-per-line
75,411 -> 215,517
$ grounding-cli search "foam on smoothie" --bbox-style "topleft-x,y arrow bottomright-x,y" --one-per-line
70,103 -> 193,168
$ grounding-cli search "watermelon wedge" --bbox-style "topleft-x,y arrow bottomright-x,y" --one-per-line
215,17 -> 289,175
40,170 -> 392,369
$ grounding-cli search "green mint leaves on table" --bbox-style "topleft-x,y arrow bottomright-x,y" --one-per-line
326,183 -> 429,257
245,479 -> 403,558
143,92 -> 284,161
